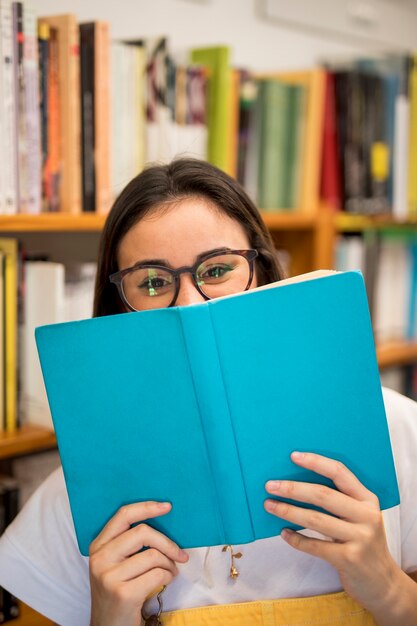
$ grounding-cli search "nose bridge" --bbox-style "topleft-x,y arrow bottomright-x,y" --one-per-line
175,271 -> 205,306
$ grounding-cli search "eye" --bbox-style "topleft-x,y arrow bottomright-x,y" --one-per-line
198,263 -> 235,282
137,273 -> 173,296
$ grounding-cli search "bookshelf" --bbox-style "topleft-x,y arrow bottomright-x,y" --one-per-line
0,425 -> 56,460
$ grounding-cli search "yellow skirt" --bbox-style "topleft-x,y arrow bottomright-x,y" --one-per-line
160,591 -> 376,626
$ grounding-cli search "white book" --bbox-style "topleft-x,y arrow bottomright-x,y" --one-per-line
64,262 -> 96,322
374,238 -> 409,342
22,4 -> 41,214
335,235 -> 365,273
0,0 -> 18,214
22,261 -> 65,428
392,94 -> 410,220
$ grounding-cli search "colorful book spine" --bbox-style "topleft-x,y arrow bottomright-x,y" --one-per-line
45,25 -> 60,212
320,71 -> 342,210
257,79 -> 292,210
39,14 -> 81,214
37,20 -> 49,212
0,238 -> 18,433
190,46 -> 231,174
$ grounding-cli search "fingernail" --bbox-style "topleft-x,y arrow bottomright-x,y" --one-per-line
291,451 -> 304,460
158,502 -> 171,510
266,480 -> 281,491
179,549 -> 188,559
264,499 -> 276,512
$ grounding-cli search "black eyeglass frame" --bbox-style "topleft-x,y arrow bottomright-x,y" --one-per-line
109,248 -> 259,311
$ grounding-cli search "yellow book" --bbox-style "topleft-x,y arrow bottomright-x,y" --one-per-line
408,54 -> 417,219
0,238 -> 18,433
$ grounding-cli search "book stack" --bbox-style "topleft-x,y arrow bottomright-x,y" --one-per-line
0,476 -> 19,623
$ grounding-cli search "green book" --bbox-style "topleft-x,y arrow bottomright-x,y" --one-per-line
257,79 -> 292,210
190,46 -> 230,172
285,84 -> 307,209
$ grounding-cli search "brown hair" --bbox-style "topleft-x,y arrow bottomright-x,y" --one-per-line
93,158 -> 284,317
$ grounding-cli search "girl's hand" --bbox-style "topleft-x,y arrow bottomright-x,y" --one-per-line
264,452 -> 417,624
89,501 -> 189,626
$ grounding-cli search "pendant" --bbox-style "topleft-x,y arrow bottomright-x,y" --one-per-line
222,545 -> 243,579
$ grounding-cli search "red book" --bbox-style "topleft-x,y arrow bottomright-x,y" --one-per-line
320,71 -> 342,210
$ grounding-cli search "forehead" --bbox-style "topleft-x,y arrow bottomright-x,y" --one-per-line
117,196 -> 251,268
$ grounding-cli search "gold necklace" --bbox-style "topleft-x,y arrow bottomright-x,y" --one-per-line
222,545 -> 243,579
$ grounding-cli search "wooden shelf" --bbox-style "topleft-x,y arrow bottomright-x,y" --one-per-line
336,213 -> 417,232
0,425 -> 56,460
0,211 -> 320,233
376,340 -> 417,370
0,213 -> 106,232
261,211 -> 316,230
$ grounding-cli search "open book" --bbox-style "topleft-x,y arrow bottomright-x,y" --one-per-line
35,270 -> 399,556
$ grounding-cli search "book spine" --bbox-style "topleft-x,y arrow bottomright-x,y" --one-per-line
408,55 -> 417,219
40,14 -> 81,213
37,20 -> 49,212
12,1 -> 26,213
2,241 -> 18,433
320,71 -> 342,211
80,23 -> 96,212
94,21 -> 111,214
179,305 -> 254,544
47,26 -> 60,212
0,0 -> 18,214
23,5 -> 41,214
393,57 -> 411,220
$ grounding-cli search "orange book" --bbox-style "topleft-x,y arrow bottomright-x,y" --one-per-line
43,24 -> 61,212
40,14 -> 81,214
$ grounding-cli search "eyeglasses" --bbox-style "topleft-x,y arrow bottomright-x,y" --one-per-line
110,248 -> 258,311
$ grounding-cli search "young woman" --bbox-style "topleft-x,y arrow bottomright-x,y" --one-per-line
0,159 -> 416,626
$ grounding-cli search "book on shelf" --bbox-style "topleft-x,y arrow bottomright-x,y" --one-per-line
23,4 -> 42,215
80,21 -> 111,214
22,261 -> 66,429
35,270 -> 399,556
408,54 -> 417,219
190,45 -> 231,174
320,71 -> 342,211
39,13 -> 81,214
0,238 -> 18,434
0,0 -> 18,215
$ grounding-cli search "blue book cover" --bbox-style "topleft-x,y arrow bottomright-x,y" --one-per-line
35,270 -> 400,556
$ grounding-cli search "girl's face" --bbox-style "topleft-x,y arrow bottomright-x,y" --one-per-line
116,196 -> 258,309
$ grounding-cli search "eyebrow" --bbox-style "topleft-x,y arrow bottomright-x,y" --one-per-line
130,247 -> 233,268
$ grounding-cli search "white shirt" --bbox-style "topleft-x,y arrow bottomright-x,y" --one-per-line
0,387 -> 416,626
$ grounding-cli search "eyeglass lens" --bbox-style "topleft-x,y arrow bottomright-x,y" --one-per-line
121,253 -> 252,311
